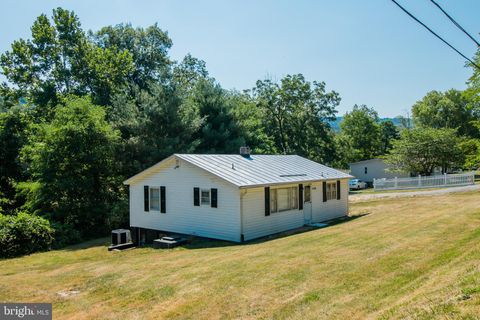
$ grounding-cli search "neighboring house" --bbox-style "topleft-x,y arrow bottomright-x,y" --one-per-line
124,149 -> 352,243
349,158 -> 410,183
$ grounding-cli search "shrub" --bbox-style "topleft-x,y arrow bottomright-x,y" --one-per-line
106,194 -> 129,230
0,212 -> 54,258
50,222 -> 81,249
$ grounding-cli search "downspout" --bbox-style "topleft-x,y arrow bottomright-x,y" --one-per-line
240,188 -> 247,242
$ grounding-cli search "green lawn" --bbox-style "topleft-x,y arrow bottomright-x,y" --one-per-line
1,192 -> 479,319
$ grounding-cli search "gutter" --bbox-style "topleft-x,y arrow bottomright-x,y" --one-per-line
238,177 -> 353,189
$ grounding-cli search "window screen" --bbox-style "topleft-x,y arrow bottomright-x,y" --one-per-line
201,189 -> 210,205
149,187 -> 160,211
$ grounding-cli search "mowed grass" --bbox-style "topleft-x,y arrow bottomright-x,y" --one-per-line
1,192 -> 480,319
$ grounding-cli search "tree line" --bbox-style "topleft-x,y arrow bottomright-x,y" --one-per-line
1,8 -> 479,256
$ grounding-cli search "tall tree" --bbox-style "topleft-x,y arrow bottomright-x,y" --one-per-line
0,8 -> 134,109
190,79 -> 244,153
412,89 -> 479,137
459,138 -> 480,170
92,23 -> 173,90
229,91 -> 276,154
385,128 -> 463,175
0,105 -> 32,213
173,54 -> 209,92
19,97 -> 120,238
338,105 -> 382,163
110,82 -> 202,175
379,120 -> 400,154
465,47 -> 480,106
253,74 -> 339,163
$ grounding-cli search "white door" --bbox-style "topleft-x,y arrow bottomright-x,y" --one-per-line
303,185 -> 312,224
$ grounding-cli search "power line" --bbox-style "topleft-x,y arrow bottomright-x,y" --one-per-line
429,0 -> 480,47
390,0 -> 480,70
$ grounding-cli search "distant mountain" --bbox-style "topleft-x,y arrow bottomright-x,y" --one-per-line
329,117 -> 403,132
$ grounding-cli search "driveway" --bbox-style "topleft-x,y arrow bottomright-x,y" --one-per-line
350,184 -> 480,202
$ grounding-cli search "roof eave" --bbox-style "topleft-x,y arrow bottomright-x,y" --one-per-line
348,158 -> 384,165
123,154 -> 177,185
238,176 -> 353,189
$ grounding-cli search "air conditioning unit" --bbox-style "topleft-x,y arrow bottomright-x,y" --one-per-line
111,229 -> 132,245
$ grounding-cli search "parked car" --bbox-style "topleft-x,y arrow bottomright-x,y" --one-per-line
349,179 -> 367,190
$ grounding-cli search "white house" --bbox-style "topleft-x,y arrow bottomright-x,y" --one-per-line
124,150 -> 352,243
349,158 -> 410,183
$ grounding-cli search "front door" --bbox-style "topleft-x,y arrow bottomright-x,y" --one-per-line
303,185 -> 312,224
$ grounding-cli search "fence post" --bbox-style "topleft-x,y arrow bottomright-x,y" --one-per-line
418,175 -> 421,187
394,177 -> 398,188
373,178 -> 376,190
444,173 -> 447,186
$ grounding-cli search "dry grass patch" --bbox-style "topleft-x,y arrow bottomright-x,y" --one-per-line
1,192 -> 479,319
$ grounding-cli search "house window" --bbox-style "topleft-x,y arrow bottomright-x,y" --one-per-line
304,186 -> 311,202
326,182 -> 337,200
149,187 -> 160,211
364,167 -> 368,174
270,188 -> 277,213
201,189 -> 210,205
270,187 -> 298,213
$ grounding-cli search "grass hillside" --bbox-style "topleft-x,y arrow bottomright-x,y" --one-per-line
1,192 -> 479,319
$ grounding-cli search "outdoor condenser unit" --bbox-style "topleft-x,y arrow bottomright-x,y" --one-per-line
111,229 -> 132,245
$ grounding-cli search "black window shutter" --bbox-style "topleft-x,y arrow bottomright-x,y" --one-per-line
298,184 -> 303,210
211,188 -> 218,208
193,187 -> 200,206
160,186 -> 166,213
144,186 -> 149,211
322,181 -> 327,202
337,180 -> 341,200
264,187 -> 270,216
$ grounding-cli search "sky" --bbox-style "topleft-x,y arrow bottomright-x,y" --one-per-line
1,0 -> 480,117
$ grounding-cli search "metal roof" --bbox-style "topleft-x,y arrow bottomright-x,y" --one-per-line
173,154 -> 352,187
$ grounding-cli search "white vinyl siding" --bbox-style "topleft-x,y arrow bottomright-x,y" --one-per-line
242,184 -> 304,241
129,158 -> 241,242
312,179 -> 349,222
350,159 -> 409,183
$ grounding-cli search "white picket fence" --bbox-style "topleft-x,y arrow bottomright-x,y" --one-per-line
373,172 -> 475,191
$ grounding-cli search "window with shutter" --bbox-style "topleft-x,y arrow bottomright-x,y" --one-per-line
269,187 -> 298,213
326,182 -> 337,200
149,187 -> 160,211
201,189 -> 210,205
